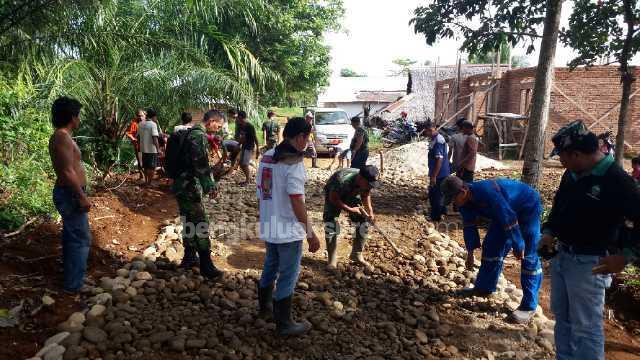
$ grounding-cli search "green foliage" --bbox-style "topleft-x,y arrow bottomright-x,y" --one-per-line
561,0 -> 640,68
0,0 -> 344,228
392,58 -> 417,75
411,0 -> 547,57
0,71 -> 54,230
340,68 -> 366,77
367,129 -> 383,151
271,107 -> 303,118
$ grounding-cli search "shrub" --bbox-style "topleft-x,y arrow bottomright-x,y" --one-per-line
0,74 -> 56,230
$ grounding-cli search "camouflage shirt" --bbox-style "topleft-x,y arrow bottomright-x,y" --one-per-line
172,124 -> 216,196
324,168 -> 361,199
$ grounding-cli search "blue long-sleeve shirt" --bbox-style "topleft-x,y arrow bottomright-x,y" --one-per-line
459,179 -> 542,253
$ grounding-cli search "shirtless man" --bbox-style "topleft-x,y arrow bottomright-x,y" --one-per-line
48,96 -> 92,293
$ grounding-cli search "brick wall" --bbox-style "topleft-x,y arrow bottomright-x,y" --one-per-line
434,65 -> 640,154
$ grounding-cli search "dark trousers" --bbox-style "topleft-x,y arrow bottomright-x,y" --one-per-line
351,149 -> 369,170
456,168 -> 474,182
428,177 -> 447,221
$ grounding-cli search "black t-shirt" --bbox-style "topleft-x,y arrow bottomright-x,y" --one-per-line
239,122 -> 257,151
350,127 -> 369,152
543,156 -> 640,254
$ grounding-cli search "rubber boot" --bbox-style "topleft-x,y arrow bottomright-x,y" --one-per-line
257,283 -> 274,319
198,249 -> 224,280
273,295 -> 311,336
350,223 -> 373,271
350,251 -> 373,271
311,157 -> 318,168
179,243 -> 199,269
326,234 -> 338,269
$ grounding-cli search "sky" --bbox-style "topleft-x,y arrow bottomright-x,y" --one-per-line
324,0 -> 580,77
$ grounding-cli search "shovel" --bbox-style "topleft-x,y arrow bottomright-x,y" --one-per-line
358,207 -> 407,258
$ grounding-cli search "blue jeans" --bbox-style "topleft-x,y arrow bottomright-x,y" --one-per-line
259,241 -> 303,301
551,250 -> 612,360
52,186 -> 92,292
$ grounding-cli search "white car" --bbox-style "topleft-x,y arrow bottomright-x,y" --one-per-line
307,107 -> 355,155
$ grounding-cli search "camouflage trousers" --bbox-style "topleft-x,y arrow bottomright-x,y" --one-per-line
175,182 -> 210,252
322,195 -> 369,254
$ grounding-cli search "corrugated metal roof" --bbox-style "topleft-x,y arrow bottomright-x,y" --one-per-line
318,76 -> 407,103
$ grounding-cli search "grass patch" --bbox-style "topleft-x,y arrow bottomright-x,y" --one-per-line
272,107 -> 303,119
368,129 -> 383,151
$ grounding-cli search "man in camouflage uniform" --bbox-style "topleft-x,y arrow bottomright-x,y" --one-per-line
173,110 -> 225,280
262,110 -> 281,151
323,165 -> 381,270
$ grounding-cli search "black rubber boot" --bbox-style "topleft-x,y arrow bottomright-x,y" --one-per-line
198,249 -> 224,280
179,243 -> 199,269
257,283 -> 274,319
273,295 -> 311,337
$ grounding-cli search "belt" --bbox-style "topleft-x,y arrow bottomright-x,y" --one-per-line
558,242 -> 608,257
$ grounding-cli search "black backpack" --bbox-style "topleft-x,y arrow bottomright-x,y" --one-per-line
165,128 -> 193,179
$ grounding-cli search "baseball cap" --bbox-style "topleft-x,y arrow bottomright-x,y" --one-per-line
359,165 -> 381,188
440,175 -> 465,206
550,120 -> 591,157
305,111 -> 313,118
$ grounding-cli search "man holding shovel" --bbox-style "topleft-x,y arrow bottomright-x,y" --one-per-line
440,175 -> 543,324
323,165 -> 381,270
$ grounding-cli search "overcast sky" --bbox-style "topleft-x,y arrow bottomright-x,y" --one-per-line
324,0 -> 580,77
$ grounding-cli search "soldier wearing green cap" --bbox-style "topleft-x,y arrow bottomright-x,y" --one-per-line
323,165 -> 381,270
541,120 -> 640,359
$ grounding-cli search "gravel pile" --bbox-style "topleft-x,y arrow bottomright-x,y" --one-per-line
368,140 -> 508,180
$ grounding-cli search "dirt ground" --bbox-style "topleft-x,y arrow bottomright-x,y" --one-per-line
0,177 -> 177,358
1,156 -> 639,359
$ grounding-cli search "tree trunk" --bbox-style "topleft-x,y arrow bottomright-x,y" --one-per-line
521,0 -> 563,188
615,0 -> 636,164
616,70 -> 634,163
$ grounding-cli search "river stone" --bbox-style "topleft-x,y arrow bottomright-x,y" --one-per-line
116,268 -> 129,278
87,304 -> 106,319
43,345 -> 66,360
186,339 -> 206,349
63,345 -> 87,360
92,293 -> 112,306
83,326 -> 108,344
44,331 -> 70,346
169,337 -> 185,352
35,343 -> 58,357
149,331 -> 174,343
131,260 -> 146,271
135,271 -> 152,281
67,312 -> 85,325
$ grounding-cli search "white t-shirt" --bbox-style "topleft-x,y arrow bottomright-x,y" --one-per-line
256,149 -> 307,244
174,124 -> 191,133
138,120 -> 159,154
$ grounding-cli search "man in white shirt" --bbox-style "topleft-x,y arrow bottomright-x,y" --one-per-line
173,112 -> 192,133
138,108 -> 161,185
256,117 -> 320,337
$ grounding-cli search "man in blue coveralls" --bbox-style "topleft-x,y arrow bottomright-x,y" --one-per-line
440,175 -> 543,323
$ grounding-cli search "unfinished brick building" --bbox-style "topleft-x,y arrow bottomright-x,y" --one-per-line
434,65 -> 640,155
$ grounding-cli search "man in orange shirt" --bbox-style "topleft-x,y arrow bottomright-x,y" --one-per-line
127,109 -> 145,180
